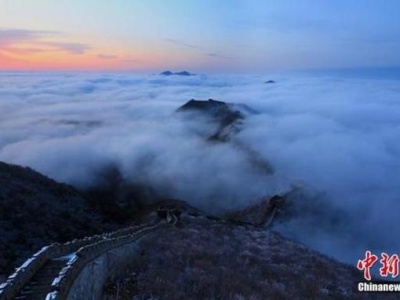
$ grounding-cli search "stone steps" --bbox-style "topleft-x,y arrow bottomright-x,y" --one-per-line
2,223 -> 166,299
14,259 -> 67,299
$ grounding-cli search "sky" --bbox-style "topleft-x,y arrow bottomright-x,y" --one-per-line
1,0 -> 400,72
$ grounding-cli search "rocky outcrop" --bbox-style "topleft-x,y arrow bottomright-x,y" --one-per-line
226,195 -> 285,227
177,99 -> 273,173
177,99 -> 245,142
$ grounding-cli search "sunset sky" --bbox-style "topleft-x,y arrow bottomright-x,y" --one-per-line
1,0 -> 400,72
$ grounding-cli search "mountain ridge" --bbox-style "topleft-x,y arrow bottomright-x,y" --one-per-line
160,70 -> 195,76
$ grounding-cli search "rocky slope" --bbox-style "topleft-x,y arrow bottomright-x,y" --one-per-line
103,206 -> 368,299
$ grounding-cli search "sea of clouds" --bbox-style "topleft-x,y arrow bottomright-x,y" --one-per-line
0,70 -> 399,266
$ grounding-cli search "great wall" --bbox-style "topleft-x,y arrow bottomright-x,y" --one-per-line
0,209 -> 181,300
0,198 -> 282,300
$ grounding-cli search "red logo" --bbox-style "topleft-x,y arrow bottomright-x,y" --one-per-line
357,251 -> 400,281
357,251 -> 378,281
380,253 -> 399,278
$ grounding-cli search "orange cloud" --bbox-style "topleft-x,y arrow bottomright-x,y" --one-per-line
1,48 -> 152,71
0,28 -> 110,70
0,27 -> 179,71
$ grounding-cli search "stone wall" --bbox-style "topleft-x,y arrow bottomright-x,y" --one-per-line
46,222 -> 168,299
0,223 -> 160,300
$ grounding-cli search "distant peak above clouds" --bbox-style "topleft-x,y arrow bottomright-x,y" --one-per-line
160,70 -> 195,76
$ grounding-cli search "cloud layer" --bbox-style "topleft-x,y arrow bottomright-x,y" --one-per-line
0,71 -> 399,267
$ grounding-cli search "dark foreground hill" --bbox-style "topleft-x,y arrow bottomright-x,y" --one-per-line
0,161 -> 111,279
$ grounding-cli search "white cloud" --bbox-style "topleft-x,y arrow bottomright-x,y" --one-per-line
0,71 -> 399,266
